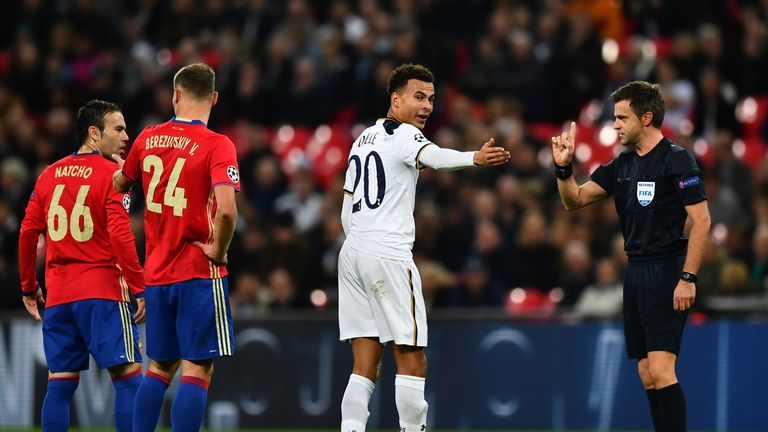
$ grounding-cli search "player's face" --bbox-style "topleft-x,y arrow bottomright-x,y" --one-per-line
97,111 -> 129,159
393,79 -> 435,130
613,99 -> 644,147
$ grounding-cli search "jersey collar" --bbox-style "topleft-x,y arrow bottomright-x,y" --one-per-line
72,150 -> 100,156
170,117 -> 206,126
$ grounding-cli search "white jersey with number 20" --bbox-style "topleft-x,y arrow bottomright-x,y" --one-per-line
342,118 -> 432,260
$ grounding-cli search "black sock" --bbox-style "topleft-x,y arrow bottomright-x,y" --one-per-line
646,389 -> 666,432
656,383 -> 687,432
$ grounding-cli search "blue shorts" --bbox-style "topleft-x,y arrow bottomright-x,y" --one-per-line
145,278 -> 234,361
43,299 -> 141,373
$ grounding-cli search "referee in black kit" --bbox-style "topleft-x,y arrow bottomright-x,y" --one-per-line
551,81 -> 711,432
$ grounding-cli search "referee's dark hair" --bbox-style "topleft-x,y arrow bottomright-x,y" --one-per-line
74,99 -> 121,146
387,63 -> 435,95
610,81 -> 665,128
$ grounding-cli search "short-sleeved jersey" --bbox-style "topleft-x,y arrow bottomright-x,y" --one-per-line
590,138 -> 707,261
122,118 -> 240,285
18,151 -> 144,307
342,118 -> 432,259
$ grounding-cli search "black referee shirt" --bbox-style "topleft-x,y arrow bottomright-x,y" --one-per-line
591,138 -> 707,261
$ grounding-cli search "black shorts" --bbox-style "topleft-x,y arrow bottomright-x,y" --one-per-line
623,255 -> 687,359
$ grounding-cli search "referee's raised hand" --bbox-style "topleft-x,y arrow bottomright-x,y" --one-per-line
551,121 -> 576,166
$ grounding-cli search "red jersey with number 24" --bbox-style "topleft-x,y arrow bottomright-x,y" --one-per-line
122,118 -> 240,285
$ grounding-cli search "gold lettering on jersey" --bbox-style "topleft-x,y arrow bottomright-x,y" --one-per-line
189,143 -> 199,156
144,135 -> 191,151
55,165 -> 93,179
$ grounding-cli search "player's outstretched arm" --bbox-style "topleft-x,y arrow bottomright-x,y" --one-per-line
418,138 -> 510,171
552,122 -> 608,210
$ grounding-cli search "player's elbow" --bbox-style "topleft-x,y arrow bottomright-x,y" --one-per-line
217,206 -> 238,224
561,198 -> 582,211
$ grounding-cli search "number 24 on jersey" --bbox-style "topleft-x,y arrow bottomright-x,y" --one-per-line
143,155 -> 188,216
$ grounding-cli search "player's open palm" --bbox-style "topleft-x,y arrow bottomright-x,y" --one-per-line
473,138 -> 511,166
552,121 -> 576,166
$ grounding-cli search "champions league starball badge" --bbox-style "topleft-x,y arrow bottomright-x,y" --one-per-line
226,165 -> 239,183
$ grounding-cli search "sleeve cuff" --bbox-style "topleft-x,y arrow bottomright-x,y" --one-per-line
22,283 -> 40,296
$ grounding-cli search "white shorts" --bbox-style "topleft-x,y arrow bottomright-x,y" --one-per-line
338,243 -> 428,347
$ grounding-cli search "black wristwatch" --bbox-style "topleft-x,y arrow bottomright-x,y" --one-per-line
681,271 -> 698,283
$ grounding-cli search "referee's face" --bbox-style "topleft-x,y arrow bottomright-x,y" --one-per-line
392,79 -> 435,130
613,99 -> 642,147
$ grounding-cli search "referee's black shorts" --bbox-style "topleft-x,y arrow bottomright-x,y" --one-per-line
623,255 -> 688,359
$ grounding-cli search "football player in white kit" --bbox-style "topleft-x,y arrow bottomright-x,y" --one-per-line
338,63 -> 510,432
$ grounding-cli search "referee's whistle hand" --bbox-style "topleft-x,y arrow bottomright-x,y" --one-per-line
673,281 -> 696,311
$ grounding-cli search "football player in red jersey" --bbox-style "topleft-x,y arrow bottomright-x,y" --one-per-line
113,63 -> 239,432
18,100 -> 145,432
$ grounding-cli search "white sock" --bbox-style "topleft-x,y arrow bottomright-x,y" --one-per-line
395,374 -> 428,432
341,374 -> 375,432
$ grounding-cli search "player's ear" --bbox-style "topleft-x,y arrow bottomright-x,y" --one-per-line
644,112 -> 653,127
211,91 -> 219,107
174,88 -> 182,105
391,91 -> 399,109
88,125 -> 101,142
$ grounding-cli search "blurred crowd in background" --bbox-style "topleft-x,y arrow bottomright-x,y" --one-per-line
2,0 -> 768,320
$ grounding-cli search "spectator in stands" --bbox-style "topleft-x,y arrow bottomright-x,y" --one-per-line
573,257 -> 623,319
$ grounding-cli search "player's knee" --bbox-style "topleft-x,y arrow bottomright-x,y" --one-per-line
636,360 -> 653,385
646,361 -> 676,387
108,362 -> 142,378
393,349 -> 428,377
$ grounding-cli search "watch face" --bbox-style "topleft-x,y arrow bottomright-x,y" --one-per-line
682,272 -> 697,282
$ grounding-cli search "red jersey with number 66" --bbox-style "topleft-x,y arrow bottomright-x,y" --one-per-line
121,118 -> 240,285
18,151 -> 144,307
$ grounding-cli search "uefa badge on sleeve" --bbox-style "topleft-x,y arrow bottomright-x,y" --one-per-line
122,194 -> 131,211
636,181 -> 655,206
227,165 -> 240,183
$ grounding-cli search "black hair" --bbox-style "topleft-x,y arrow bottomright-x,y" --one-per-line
610,81 -> 665,128
386,63 -> 435,95
73,99 -> 121,146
